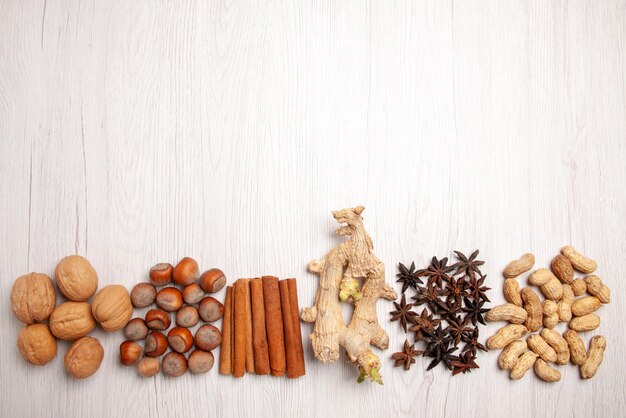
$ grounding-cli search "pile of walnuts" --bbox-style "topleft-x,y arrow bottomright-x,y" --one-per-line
487,246 -> 610,381
11,255 -> 132,379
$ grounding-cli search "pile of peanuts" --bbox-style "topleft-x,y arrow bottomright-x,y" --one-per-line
486,246 -> 610,382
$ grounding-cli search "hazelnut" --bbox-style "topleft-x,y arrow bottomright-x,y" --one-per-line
188,349 -> 214,374
145,331 -> 168,357
54,255 -> 98,301
17,323 -> 57,365
162,352 -> 187,377
167,327 -> 194,353
199,268 -> 227,293
156,287 -> 183,312
145,309 -> 171,330
137,357 -> 160,377
194,324 -> 222,351
149,263 -> 174,287
176,305 -> 199,328
182,283 -> 205,305
11,273 -> 56,324
172,257 -> 199,286
130,283 -> 157,308
198,297 -> 224,323
91,285 -> 133,332
64,336 -> 104,379
49,301 -> 96,341
124,318 -> 149,341
120,340 -> 143,366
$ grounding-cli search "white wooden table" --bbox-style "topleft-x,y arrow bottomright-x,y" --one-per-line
1,1 -> 625,417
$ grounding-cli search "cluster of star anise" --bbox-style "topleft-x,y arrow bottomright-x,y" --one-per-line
390,250 -> 490,375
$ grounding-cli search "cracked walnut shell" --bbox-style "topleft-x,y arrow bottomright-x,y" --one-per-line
11,273 -> 56,324
91,285 -> 132,332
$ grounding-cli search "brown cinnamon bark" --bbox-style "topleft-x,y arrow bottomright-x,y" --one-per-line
243,279 -> 255,373
279,280 -> 300,378
286,278 -> 305,377
262,275 -> 286,376
233,279 -> 247,377
219,286 -> 233,375
250,278 -> 270,374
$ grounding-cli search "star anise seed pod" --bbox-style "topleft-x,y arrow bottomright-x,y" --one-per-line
390,294 -> 418,333
462,297 -> 489,326
396,261 -> 424,294
452,249 -> 485,279
423,256 -> 455,287
391,339 -> 423,370
451,350 -> 479,375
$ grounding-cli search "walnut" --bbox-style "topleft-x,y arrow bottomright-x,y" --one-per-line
49,301 -> 96,340
64,336 -> 104,379
17,323 -> 57,365
11,273 -> 56,324
55,255 -> 98,301
91,285 -> 132,331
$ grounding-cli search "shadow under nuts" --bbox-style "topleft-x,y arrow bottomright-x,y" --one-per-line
91,285 -> 133,332
145,309 -> 171,331
124,318 -> 149,341
137,357 -> 160,377
156,287 -> 183,312
55,255 -> 98,301
11,273 -> 56,324
49,301 -> 96,341
120,340 -> 143,365
150,263 -> 173,287
188,349 -> 214,374
145,331 -> 168,357
198,297 -> 224,323
173,257 -> 199,286
167,327 -> 194,353
176,305 -> 199,328
194,324 -> 222,351
64,336 -> 104,379
162,352 -> 188,377
17,323 -> 57,366
130,283 -> 157,308
200,269 -> 227,293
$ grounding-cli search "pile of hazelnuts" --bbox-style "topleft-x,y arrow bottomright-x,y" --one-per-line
119,257 -> 226,377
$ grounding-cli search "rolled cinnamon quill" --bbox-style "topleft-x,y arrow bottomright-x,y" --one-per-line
218,286 -> 233,375
250,278 -> 270,374
262,276 -> 286,376
243,279 -> 255,373
279,279 -> 302,378
233,279 -> 247,377
286,278 -> 305,377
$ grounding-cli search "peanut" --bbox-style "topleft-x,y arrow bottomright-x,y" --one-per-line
498,340 -> 528,370
569,313 -> 600,332
584,275 -> 610,303
487,324 -> 528,350
540,328 -> 569,365
557,284 -> 574,322
534,359 -> 561,382
542,300 -> 559,329
561,246 -> 597,274
550,255 -> 574,284
503,253 -> 535,279
563,330 -> 587,366
580,335 -> 606,379
485,304 -> 527,324
571,278 -> 587,296
540,277 -> 564,301
571,296 -> 601,317
527,334 -> 557,363
510,351 -> 538,380
520,287 -> 543,332
503,278 -> 522,307
528,268 -> 555,286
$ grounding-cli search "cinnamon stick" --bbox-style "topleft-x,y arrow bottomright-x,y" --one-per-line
250,278 -> 270,375
233,279 -> 247,377
262,275 -> 286,376
286,278 -> 305,377
218,285 -> 233,375
243,279 -> 255,373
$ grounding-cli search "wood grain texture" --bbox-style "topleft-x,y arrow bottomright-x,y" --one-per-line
1,0 -> 625,417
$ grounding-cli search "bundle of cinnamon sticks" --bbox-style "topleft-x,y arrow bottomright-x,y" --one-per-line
219,276 -> 305,378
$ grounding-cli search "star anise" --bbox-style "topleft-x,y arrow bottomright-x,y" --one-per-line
411,284 -> 442,309
451,350 -> 479,375
396,261 -> 424,294
409,308 -> 441,342
462,297 -> 489,325
423,256 -> 455,287
433,298 -> 458,318
465,274 -> 491,302
461,328 -> 487,355
391,339 -> 423,370
422,324 -> 452,353
446,315 -> 475,346
452,250 -> 485,279
390,294 -> 417,332
442,276 -> 470,308
425,346 -> 458,371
